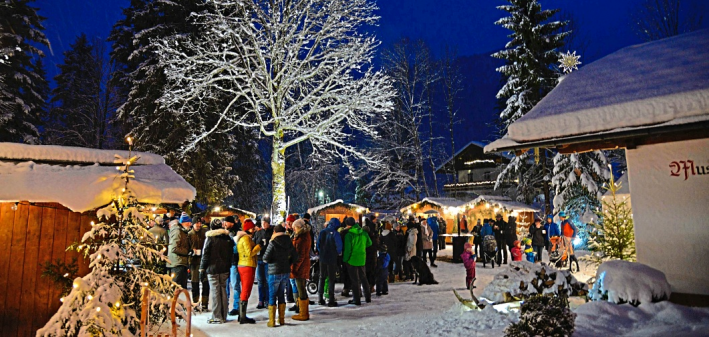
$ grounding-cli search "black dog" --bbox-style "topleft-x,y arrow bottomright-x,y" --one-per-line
410,256 -> 438,285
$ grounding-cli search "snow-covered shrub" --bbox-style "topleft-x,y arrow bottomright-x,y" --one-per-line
589,260 -> 670,306
481,262 -> 587,303
505,294 -> 576,337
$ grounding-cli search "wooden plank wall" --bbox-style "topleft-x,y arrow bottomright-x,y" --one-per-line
0,202 -> 92,337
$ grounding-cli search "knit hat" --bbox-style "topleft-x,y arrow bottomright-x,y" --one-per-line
344,217 -> 356,227
210,219 -> 223,230
243,218 -> 255,232
286,214 -> 297,223
464,242 -> 472,250
179,213 -> 192,224
303,213 -> 311,220
559,211 -> 567,218
293,219 -> 306,232
513,240 -> 521,247
523,238 -> 532,245
547,214 -> 554,220
224,215 -> 236,224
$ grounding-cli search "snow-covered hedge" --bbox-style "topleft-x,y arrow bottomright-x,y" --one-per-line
589,260 -> 671,305
481,262 -> 587,303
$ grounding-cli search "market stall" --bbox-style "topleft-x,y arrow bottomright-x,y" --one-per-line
307,199 -> 369,231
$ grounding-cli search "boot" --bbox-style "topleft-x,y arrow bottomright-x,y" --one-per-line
200,296 -> 209,311
292,298 -> 310,321
341,289 -> 350,297
288,301 -> 299,313
278,303 -> 286,326
267,305 -> 276,327
239,300 -> 255,324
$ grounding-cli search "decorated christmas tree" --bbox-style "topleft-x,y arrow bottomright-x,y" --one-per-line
585,169 -> 636,265
38,138 -> 182,336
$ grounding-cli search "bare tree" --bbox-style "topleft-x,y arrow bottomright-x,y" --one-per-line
439,45 -> 463,186
634,0 -> 705,41
155,0 -> 394,222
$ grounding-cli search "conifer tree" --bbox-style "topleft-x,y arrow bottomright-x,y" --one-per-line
585,171 -> 636,265
551,151 -> 610,218
0,0 -> 49,143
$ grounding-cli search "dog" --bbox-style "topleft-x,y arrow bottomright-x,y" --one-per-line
410,256 -> 438,285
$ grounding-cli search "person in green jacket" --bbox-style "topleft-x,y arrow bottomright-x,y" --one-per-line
343,220 -> 372,306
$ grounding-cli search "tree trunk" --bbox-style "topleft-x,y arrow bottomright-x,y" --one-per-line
541,149 -> 552,216
272,131 -> 287,223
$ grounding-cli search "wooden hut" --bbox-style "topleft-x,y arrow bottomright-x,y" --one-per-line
400,197 -> 469,240
202,205 -> 257,224
464,195 -> 540,238
307,199 -> 369,231
0,143 -> 195,337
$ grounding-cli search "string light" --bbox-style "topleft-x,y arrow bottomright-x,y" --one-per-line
96,307 -> 101,312
115,302 -> 120,308
73,282 -> 78,289
60,297 -> 64,302
87,295 -> 93,300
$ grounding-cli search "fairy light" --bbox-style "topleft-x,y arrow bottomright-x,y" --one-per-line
96,307 -> 101,312
115,301 -> 120,308
96,254 -> 102,260
90,221 -> 95,226
63,273 -> 69,277
60,297 -> 64,302
73,282 -> 78,289
87,295 -> 93,300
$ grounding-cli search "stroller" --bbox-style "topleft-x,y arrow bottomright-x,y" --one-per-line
549,236 -> 579,272
481,235 -> 497,268
307,255 -> 320,294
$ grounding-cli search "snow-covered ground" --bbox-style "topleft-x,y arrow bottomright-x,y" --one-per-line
185,247 -> 709,336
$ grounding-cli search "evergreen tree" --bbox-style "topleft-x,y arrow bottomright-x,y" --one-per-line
46,34 -> 121,148
109,0 -> 240,205
492,0 -> 567,210
0,0 -> 49,143
551,151 -> 610,218
585,172 -> 636,265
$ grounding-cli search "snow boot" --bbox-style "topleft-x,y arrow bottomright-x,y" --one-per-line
257,301 -> 266,309
278,303 -> 286,326
292,299 -> 310,321
267,305 -> 276,327
238,300 -> 255,324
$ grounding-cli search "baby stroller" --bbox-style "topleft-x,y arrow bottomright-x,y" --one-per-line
307,255 -> 320,295
481,235 -> 497,268
549,236 -> 579,272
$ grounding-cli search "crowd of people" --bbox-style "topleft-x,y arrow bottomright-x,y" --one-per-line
146,211 -> 448,327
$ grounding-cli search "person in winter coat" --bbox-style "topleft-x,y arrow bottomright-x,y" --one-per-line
379,222 -> 398,282
168,215 -> 192,288
224,215 -> 242,316
364,218 -> 379,294
404,226 -> 418,281
460,215 -> 469,233
493,214 -> 508,264
461,242 -> 476,289
149,216 -> 169,245
317,218 -> 343,307
480,219 -> 494,238
252,217 -> 273,309
290,219 -> 312,320
510,240 -> 523,262
421,219 -> 435,267
545,214 -> 560,252
393,223 -> 407,280
407,216 -> 423,258
438,218 -> 447,250
559,212 -> 579,269
504,216 -> 518,259
235,218 -> 261,324
188,217 -> 209,309
375,244 -> 390,296
426,216 -> 440,267
200,219 -> 234,324
343,222 -> 372,305
529,217 -> 546,263
338,217 -> 355,297
472,219 -> 483,257
262,224 -> 297,327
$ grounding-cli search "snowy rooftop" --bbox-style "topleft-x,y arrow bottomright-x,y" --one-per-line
307,199 -> 368,215
0,143 -> 196,213
486,29 -> 709,152
435,141 -> 512,172
469,195 -> 540,212
400,197 -> 469,213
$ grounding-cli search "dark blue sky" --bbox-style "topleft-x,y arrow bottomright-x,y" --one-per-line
36,0 -> 707,80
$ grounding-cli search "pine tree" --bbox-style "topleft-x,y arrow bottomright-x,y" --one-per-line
109,0 -> 240,205
551,151 -> 610,217
585,172 -> 636,265
492,0 -> 568,210
37,141 -> 182,336
0,0 -> 49,144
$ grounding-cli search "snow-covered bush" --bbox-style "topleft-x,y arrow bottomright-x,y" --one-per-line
589,260 -> 671,306
505,294 -> 576,337
481,262 -> 587,303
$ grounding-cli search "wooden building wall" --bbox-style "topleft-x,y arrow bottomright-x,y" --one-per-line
0,201 -> 93,337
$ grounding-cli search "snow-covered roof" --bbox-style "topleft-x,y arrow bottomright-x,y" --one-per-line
468,195 -> 540,212
486,29 -> 709,152
307,199 -> 368,215
0,143 -> 196,213
603,173 -> 630,197
435,141 -> 512,172
400,197 -> 469,213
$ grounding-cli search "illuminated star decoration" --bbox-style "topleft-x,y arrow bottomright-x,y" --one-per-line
559,51 -> 581,74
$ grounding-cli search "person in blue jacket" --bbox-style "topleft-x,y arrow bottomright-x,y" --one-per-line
426,216 -> 440,266
544,214 -> 560,252
376,244 -> 391,296
480,219 -> 494,238
317,218 -> 343,307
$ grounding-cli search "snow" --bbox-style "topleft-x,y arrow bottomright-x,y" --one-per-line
589,260 -> 671,305
480,261 -> 586,303
504,29 -> 709,142
574,301 -> 709,337
469,195 -> 540,212
307,199 -> 368,216
0,148 -> 196,213
0,142 -> 165,165
400,197 -> 469,213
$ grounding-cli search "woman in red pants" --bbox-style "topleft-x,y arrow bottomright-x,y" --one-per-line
236,218 -> 261,324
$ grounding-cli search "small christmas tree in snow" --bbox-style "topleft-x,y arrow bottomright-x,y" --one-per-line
585,169 -> 636,265
38,138 -> 182,336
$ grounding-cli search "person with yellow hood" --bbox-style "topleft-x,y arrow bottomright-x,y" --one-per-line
235,218 -> 261,324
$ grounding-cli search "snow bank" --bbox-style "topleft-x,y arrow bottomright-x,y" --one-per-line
574,301 -> 709,337
589,260 -> 671,305
481,261 -> 587,303
0,142 -> 164,165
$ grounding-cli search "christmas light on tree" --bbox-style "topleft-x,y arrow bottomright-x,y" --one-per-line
584,166 -> 636,266
38,138 -> 183,336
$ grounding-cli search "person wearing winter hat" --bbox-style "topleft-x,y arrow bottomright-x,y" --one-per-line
375,244 -> 390,296
201,219 -> 234,324
148,215 -> 168,246
317,218 -> 343,306
263,224 -> 297,327
545,214 -> 560,253
343,220 -> 372,305
235,218 -> 261,324
290,219 -> 312,320
461,242 -> 476,289
168,216 -> 192,288
559,212 -> 579,271
510,240 -> 523,262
